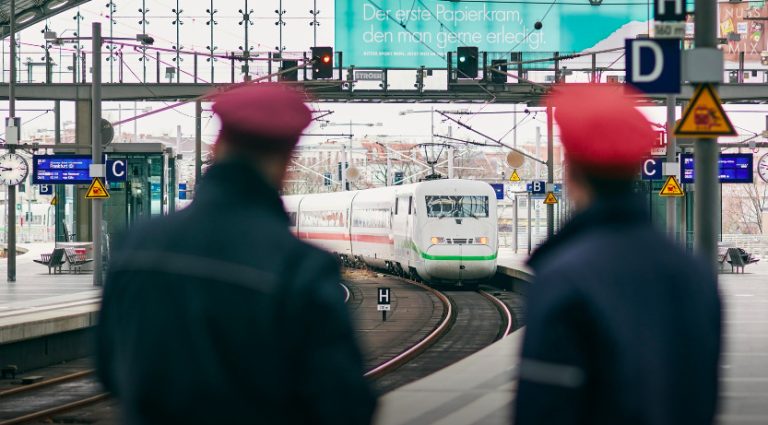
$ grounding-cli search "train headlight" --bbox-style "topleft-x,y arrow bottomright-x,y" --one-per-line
431,237 -> 445,245
476,237 -> 488,245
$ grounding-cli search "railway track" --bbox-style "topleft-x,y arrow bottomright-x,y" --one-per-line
0,370 -> 107,425
343,269 -> 514,394
0,272 -> 516,423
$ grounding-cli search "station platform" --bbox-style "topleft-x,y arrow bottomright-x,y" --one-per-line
0,243 -> 98,355
1,243 -> 767,424
375,252 -> 768,425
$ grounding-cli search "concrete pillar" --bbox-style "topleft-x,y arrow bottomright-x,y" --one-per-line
75,100 -> 92,242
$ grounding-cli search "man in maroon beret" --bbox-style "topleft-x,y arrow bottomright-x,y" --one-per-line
97,83 -> 377,425
514,84 -> 721,425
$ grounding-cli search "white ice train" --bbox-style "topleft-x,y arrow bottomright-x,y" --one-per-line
283,179 -> 498,288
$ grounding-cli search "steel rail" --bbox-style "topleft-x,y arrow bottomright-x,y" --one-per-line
480,290 -> 514,338
0,370 -> 95,398
363,280 -> 453,379
0,394 -> 109,425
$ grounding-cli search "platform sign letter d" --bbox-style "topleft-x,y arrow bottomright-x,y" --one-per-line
632,40 -> 663,83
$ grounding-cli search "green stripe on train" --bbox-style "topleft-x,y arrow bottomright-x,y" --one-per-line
408,240 -> 497,261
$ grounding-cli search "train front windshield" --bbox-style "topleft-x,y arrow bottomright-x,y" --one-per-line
425,196 -> 489,218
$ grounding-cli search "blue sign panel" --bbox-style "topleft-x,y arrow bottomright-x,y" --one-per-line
528,180 -> 546,195
179,183 -> 187,200
490,183 -> 504,200
106,159 -> 127,182
680,153 -> 753,183
641,158 -> 664,180
526,181 -> 563,194
625,38 -> 681,94
33,155 -> 92,184
38,184 -> 53,195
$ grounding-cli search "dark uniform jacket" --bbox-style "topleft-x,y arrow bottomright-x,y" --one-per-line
514,195 -> 721,425
97,160 -> 376,425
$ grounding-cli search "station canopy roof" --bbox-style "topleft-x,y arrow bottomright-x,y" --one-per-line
0,0 -> 90,39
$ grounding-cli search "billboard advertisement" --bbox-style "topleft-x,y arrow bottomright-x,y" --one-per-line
718,2 -> 767,63
335,1 -> 649,68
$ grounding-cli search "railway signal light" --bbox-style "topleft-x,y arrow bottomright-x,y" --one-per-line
311,46 -> 333,79
279,59 -> 298,82
490,59 -> 507,83
457,46 -> 478,79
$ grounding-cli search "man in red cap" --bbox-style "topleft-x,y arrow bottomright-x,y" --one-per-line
513,84 -> 721,425
97,83 -> 377,425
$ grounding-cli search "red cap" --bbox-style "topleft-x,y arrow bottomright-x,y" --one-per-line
211,83 -> 312,151
547,84 -> 654,177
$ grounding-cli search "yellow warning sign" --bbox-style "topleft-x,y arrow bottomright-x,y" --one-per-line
85,178 -> 110,199
50,195 -> 57,206
659,176 -> 684,197
543,192 -> 558,205
509,169 -> 521,182
674,84 -> 736,137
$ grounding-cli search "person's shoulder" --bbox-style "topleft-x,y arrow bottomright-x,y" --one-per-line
116,210 -> 189,252
290,239 -> 340,274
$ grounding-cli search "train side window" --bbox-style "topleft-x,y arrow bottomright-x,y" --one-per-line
408,196 -> 413,215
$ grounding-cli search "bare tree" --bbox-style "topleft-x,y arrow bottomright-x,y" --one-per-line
723,181 -> 768,234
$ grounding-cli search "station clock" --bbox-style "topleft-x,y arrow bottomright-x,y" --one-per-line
0,153 -> 29,186
758,153 -> 768,183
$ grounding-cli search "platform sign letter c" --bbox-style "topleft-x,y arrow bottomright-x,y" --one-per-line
644,159 -> 657,177
107,159 -> 127,182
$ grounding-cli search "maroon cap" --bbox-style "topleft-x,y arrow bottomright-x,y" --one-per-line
211,83 -> 312,151
547,84 -> 654,177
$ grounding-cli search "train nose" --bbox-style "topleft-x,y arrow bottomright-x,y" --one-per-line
422,245 -> 497,281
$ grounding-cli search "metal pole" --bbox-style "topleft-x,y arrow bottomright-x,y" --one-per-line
195,101 -> 202,185
665,95 -> 677,241
546,105 -> 554,238
513,103 -> 517,149
92,22 -> 104,287
430,106 -> 434,144
386,147 -> 391,186
527,192 -> 532,255
118,103 -> 122,142
7,0 -> 17,282
54,100 -> 61,244
513,194 -> 518,253
447,146 -> 454,179
133,101 -> 138,143
341,144 -> 346,191
693,0 -> 719,267
534,126 -> 541,236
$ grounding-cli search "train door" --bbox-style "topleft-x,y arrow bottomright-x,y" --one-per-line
407,195 -> 415,267
392,195 -> 409,264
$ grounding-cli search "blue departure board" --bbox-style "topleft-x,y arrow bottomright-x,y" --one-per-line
680,153 -> 753,184
32,155 -> 93,184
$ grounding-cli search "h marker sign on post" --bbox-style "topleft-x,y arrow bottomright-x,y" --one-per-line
654,0 -> 685,22
377,287 -> 391,321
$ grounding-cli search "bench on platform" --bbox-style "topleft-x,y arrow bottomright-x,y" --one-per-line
727,248 -> 746,273
64,248 -> 93,274
717,248 -> 728,271
32,248 -> 66,274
